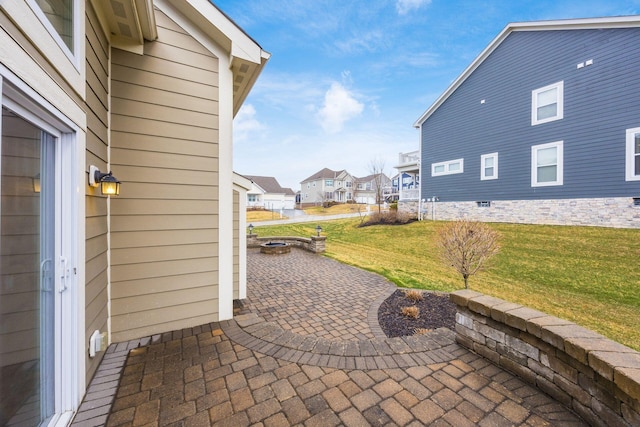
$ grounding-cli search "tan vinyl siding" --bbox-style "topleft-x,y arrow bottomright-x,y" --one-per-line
109,9 -> 220,342
0,10 -> 82,110
233,189 -> 239,299
84,2 -> 110,383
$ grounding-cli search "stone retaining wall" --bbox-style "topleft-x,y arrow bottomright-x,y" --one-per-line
451,290 -> 640,427
247,234 -> 326,253
413,197 -> 640,228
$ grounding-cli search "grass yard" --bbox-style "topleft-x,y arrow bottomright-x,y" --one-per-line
246,210 -> 289,222
303,203 -> 368,215
253,219 -> 640,350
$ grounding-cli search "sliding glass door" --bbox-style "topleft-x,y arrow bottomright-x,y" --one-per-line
0,68 -> 80,426
0,107 -> 57,426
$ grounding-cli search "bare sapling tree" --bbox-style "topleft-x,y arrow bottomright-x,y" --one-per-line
368,157 -> 386,214
437,219 -> 501,289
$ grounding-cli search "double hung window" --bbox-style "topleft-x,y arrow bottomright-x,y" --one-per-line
532,81 -> 563,125
480,153 -> 498,180
532,141 -> 563,186
626,127 -> 640,181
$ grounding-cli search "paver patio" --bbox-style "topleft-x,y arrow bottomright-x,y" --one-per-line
73,248 -> 587,426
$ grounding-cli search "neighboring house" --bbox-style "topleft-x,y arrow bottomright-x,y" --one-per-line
245,175 -> 296,210
414,16 -> 640,228
354,173 -> 392,205
0,0 -> 268,424
299,168 -> 355,206
394,150 -> 420,212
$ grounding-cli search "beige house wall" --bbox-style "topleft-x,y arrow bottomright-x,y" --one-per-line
109,9 -> 221,342
83,1 -> 110,383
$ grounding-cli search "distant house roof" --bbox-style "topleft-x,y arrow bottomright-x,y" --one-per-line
413,15 -> 640,127
246,175 -> 291,195
301,168 -> 349,183
355,173 -> 389,183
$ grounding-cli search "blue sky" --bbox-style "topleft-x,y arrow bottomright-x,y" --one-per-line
215,0 -> 640,191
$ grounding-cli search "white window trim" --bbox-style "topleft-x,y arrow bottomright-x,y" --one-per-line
625,127 -> 640,181
532,81 -> 564,126
431,158 -> 464,177
27,0 -> 81,64
480,153 -> 498,180
531,141 -> 563,187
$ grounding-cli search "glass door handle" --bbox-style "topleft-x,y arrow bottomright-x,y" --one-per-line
59,257 -> 69,293
41,259 -> 54,292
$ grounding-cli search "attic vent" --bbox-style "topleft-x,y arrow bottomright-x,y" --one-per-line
118,22 -> 132,38
110,0 -> 127,18
235,75 -> 245,83
633,198 -> 640,207
239,64 -> 250,73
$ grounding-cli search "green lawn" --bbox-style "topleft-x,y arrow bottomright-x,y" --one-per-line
253,219 -> 640,350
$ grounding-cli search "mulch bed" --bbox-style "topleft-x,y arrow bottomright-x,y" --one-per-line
378,290 -> 457,338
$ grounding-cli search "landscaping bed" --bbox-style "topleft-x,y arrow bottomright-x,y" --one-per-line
378,289 -> 456,337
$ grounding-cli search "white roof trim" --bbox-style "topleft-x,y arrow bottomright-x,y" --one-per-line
413,15 -> 640,127
233,172 -> 252,190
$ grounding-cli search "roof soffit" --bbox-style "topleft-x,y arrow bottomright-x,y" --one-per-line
90,0 -> 157,54
413,15 -> 640,127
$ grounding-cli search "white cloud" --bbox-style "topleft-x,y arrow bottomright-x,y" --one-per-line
396,0 -> 432,15
317,82 -> 364,134
233,104 -> 265,143
334,30 -> 387,54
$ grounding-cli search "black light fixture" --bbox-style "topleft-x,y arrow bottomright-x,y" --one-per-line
248,223 -> 254,235
89,165 -> 121,196
316,224 -> 322,237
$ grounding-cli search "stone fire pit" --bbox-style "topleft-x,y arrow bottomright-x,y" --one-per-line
260,242 -> 290,254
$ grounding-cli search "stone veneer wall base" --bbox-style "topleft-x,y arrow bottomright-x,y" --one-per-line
404,197 -> 640,228
450,290 -> 640,427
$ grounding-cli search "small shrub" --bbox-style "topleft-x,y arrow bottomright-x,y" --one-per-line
401,306 -> 419,319
404,289 -> 424,302
437,219 -> 501,289
322,201 -> 339,208
360,211 -> 416,227
389,202 -> 398,211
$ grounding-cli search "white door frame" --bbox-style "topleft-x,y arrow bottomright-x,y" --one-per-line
1,69 -> 82,426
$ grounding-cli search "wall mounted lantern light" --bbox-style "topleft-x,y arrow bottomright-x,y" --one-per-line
89,165 -> 121,196
316,225 -> 322,237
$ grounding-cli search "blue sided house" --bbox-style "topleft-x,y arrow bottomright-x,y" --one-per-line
414,16 -> 640,228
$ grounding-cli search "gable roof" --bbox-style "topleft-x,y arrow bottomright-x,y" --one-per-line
413,15 -> 640,127
93,0 -> 270,116
246,175 -> 290,195
301,168 -> 349,183
355,173 -> 390,183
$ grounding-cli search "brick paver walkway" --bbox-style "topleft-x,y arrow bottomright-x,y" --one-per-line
74,248 -> 587,426
245,248 -> 392,341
